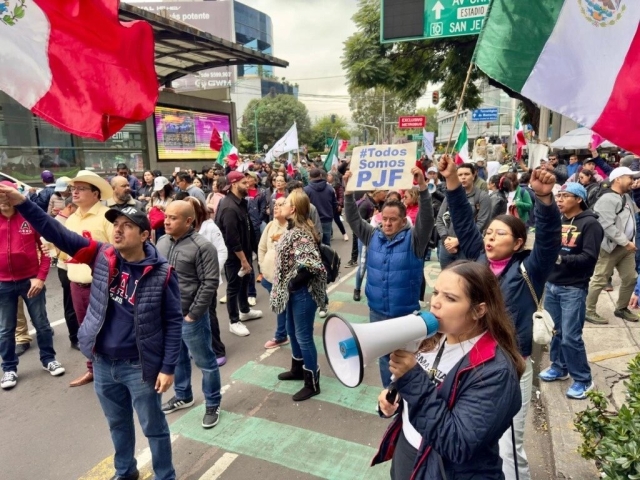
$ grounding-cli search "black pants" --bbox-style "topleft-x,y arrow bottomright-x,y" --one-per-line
225,259 -> 250,324
391,430 -> 419,480
350,234 -> 359,263
57,268 -> 78,343
333,211 -> 346,235
208,292 -> 226,357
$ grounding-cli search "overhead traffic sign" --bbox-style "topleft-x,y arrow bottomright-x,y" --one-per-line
471,108 -> 499,122
381,0 -> 490,43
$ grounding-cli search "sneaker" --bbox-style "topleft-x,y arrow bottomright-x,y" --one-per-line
239,309 -> 262,321
539,367 -> 570,382
230,322 -> 250,337
43,361 -> 65,376
202,406 -> 220,429
345,260 -> 357,268
256,273 -> 263,283
264,338 -> 289,349
585,311 -> 608,325
248,296 -> 257,306
15,343 -> 31,356
161,396 -> 194,414
1,371 -> 18,389
353,289 -> 361,302
614,308 -> 640,323
219,296 -> 227,304
566,381 -> 594,400
318,309 -> 328,318
343,234 -> 349,242
216,356 -> 227,367
109,470 -> 139,480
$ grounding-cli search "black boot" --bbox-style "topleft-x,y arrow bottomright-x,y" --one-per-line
278,357 -> 304,381
292,367 -> 320,402
353,289 -> 361,301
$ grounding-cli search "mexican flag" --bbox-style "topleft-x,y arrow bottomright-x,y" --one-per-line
514,117 -> 527,160
218,133 -> 239,168
0,0 -> 158,141
454,123 -> 469,165
475,0 -> 640,154
324,137 -> 339,171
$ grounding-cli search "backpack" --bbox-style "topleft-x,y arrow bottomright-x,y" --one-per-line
592,182 -> 626,214
319,243 -> 341,283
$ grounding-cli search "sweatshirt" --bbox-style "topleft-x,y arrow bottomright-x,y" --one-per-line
0,211 -> 50,282
547,209 -> 604,289
304,179 -> 337,223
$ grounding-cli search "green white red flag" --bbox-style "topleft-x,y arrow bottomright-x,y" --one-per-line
454,123 -> 469,165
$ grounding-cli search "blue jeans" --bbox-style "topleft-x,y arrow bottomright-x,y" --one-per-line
355,240 -> 367,291
370,310 -> 393,388
438,240 -> 460,270
261,278 -> 287,342
286,288 -> 318,371
0,279 -> 56,372
321,222 -> 333,246
173,313 -> 222,408
93,354 -> 175,480
544,282 -> 592,384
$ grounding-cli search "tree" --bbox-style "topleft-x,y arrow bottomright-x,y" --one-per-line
240,94 -> 312,153
342,0 -> 539,127
349,87 -> 416,142
309,115 -> 350,151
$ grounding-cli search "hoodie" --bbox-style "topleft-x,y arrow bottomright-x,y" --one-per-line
304,179 -> 337,223
547,209 -> 604,289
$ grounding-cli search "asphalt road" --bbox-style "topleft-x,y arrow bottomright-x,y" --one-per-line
0,223 -> 553,480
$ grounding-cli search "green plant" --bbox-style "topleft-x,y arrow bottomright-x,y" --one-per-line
574,354 -> 640,479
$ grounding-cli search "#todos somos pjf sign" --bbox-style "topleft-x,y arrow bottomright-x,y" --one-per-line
348,143 -> 417,191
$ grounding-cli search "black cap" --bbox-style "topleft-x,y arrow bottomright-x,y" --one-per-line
105,206 -> 151,233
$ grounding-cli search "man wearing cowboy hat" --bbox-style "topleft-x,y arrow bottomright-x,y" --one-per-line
61,170 -> 114,387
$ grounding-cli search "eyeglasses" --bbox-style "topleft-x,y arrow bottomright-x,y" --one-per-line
484,229 -> 513,237
556,193 -> 577,199
70,186 -> 92,192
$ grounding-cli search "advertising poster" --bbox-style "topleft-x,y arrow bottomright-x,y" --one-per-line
347,143 -> 417,191
154,106 -> 231,161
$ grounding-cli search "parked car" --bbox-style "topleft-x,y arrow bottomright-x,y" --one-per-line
0,172 -> 40,194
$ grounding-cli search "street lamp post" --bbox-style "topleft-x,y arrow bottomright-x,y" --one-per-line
254,108 -> 259,154
353,123 -> 380,144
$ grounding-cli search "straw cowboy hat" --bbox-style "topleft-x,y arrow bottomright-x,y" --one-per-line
69,170 -> 113,200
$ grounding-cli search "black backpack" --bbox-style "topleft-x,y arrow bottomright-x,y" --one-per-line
592,182 -> 626,214
319,243 -> 341,283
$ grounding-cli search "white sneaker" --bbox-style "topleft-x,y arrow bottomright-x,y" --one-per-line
248,297 -> 257,306
318,309 -> 328,318
239,309 -> 263,321
43,361 -> 65,376
229,322 -> 250,337
343,234 -> 349,242
219,296 -> 227,304
1,371 -> 18,389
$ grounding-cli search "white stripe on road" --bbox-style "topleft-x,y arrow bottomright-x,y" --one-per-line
28,318 -> 65,335
327,267 -> 357,294
199,453 -> 239,480
137,435 -> 178,471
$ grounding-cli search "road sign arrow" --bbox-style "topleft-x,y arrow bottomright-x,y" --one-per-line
432,1 -> 445,20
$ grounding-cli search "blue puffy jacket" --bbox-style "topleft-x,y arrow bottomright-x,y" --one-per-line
15,200 -> 183,382
372,333 -> 521,479
446,185 -> 561,357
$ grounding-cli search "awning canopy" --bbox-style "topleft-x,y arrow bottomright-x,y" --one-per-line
550,127 -> 616,150
119,3 -> 289,87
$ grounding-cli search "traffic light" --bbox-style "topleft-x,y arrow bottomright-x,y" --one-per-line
432,91 -> 439,105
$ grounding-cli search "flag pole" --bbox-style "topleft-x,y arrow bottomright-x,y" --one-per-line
445,62 -> 475,154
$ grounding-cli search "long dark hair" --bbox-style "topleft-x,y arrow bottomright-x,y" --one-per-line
447,260 -> 526,378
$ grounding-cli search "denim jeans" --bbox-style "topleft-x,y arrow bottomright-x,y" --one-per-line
370,310 -> 393,388
286,288 -> 318,371
438,240 -> 461,270
93,354 -> 175,480
261,278 -> 287,342
355,240 -> 367,291
0,279 -> 56,372
224,259 -> 250,324
321,222 -> 333,246
544,282 -> 592,384
173,313 -> 222,408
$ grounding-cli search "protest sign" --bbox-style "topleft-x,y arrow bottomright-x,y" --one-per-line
348,143 -> 417,191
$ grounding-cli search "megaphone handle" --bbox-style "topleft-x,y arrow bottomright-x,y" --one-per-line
386,383 -> 399,404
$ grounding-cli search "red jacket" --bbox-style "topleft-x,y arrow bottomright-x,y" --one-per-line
0,211 -> 50,282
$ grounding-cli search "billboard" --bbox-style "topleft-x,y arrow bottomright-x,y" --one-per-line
154,106 -> 231,161
128,1 -> 235,91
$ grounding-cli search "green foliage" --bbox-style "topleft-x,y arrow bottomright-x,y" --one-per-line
575,354 -> 640,479
240,95 -> 312,153
236,132 -> 255,155
309,115 -> 351,151
349,88 -> 416,141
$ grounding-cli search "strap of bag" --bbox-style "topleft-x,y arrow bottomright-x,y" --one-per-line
519,262 -> 543,311
511,420 -> 520,480
437,452 -> 447,480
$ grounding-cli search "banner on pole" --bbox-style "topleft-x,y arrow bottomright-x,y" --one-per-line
348,143 -> 417,191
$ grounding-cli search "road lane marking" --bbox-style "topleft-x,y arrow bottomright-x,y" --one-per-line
28,317 -> 65,335
199,452 -> 239,480
171,409 -> 389,480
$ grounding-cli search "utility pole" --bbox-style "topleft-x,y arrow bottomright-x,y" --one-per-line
254,107 -> 259,154
382,89 -> 386,144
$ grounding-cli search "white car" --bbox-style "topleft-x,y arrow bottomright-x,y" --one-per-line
0,172 -> 39,194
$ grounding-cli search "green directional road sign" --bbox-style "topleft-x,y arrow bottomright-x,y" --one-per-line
381,0 -> 490,43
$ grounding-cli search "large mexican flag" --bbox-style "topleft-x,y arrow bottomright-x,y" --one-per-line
474,0 -> 640,154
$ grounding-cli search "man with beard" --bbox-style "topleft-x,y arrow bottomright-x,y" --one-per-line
108,176 -> 144,212
215,172 -> 262,338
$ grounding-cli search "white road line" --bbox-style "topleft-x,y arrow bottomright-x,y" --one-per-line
327,267 -> 358,294
199,453 -> 239,480
28,318 -> 65,335
258,348 -> 278,361
220,384 -> 231,395
137,434 -> 178,470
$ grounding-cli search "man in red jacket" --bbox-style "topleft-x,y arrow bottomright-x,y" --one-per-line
0,181 -> 65,389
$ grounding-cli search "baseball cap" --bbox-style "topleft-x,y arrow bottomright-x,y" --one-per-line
583,157 -> 596,165
427,167 -> 438,174
41,170 -> 54,183
620,155 -> 637,168
0,180 -> 17,189
105,206 -> 151,233
54,178 -> 69,192
559,182 -> 588,209
245,171 -> 258,181
153,176 -> 169,192
227,171 -> 244,185
609,167 -> 640,182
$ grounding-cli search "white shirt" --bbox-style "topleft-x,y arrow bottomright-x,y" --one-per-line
401,333 -> 486,449
199,220 -> 228,283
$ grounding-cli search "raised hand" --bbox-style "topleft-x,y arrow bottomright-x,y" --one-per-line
530,168 -> 555,198
438,154 -> 457,179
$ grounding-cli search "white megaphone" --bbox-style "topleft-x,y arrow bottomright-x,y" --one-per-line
322,312 -> 439,388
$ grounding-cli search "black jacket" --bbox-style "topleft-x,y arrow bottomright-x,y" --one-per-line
488,191 -> 507,221
304,179 -> 337,223
215,192 -> 256,260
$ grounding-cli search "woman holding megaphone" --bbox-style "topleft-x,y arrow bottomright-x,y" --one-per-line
374,261 -> 524,479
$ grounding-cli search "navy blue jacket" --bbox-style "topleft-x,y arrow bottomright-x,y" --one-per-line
247,187 -> 268,234
304,179 -> 337,223
447,185 -> 561,357
15,200 -> 183,382
373,333 -> 521,479
29,185 -> 55,212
